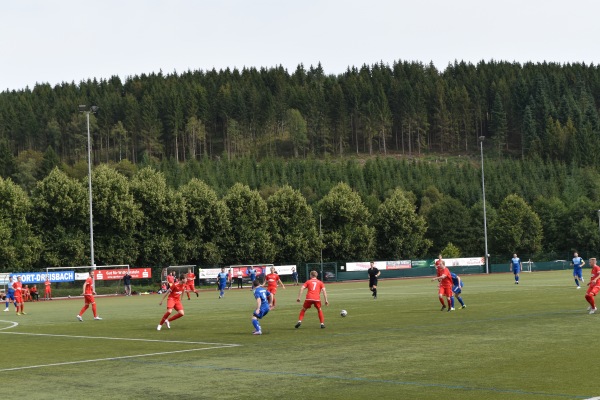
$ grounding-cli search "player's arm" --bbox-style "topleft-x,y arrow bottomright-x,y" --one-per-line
321,287 -> 329,306
159,288 -> 171,305
255,296 -> 262,314
278,278 -> 285,289
296,286 -> 305,302
267,292 -> 273,308
582,259 -> 586,267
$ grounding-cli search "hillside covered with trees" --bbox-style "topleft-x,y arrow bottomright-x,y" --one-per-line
0,60 -> 599,271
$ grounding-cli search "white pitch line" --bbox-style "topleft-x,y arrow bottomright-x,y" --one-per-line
0,345 -> 237,372
0,330 -> 237,346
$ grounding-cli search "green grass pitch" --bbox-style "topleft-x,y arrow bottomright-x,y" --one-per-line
0,270 -> 596,399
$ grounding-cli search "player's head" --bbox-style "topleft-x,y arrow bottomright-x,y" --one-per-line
590,258 -> 596,265
437,260 -> 445,268
370,261 -> 374,267
252,279 -> 261,288
17,276 -> 22,281
310,270 -> 318,278
179,274 -> 187,282
574,252 -> 579,257
221,266 -> 225,271
513,253 -> 517,258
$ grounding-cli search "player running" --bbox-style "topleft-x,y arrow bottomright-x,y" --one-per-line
77,271 -> 102,321
510,254 -> 522,284
432,260 -> 454,311
450,272 -> 466,309
572,252 -> 586,289
157,274 -> 188,330
295,270 -> 329,329
251,279 -> 273,335
4,275 -> 16,311
263,266 -> 285,308
585,258 -> 600,314
217,267 -> 228,298
13,276 -> 25,315
185,268 -> 199,300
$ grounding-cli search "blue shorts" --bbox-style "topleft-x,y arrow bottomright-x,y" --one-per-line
512,267 -> 520,274
573,268 -> 583,278
218,282 -> 227,290
6,292 -> 15,301
253,307 -> 270,319
452,286 -> 462,294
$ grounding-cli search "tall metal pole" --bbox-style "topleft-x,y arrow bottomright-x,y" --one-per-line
86,110 -> 95,267
597,210 -> 600,239
480,136 -> 489,274
319,214 -> 323,276
80,105 -> 98,268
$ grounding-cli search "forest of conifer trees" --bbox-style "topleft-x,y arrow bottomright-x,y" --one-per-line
0,60 -> 599,271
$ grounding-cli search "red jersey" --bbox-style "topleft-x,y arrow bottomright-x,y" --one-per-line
186,272 -> 195,282
13,281 -> 23,298
265,273 -> 280,290
44,280 -> 51,291
168,282 -> 186,302
439,267 -> 452,288
590,265 -> 600,284
302,278 -> 325,302
83,277 -> 94,295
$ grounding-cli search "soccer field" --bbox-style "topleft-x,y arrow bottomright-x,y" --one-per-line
0,270 -> 595,399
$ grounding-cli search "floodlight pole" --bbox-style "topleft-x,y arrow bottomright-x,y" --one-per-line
79,105 -> 98,268
479,136 -> 489,274
597,210 -> 600,239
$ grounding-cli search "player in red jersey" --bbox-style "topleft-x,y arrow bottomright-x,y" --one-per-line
263,266 -> 285,308
77,271 -> 102,321
585,258 -> 600,314
185,268 -> 199,300
432,260 -> 454,311
44,277 -> 52,300
13,276 -> 25,315
295,270 -> 328,329
157,274 -> 188,330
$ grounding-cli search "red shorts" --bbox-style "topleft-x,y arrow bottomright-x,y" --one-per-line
268,287 -> 277,295
45,288 -> 51,293
84,294 -> 95,304
587,285 -> 600,296
167,299 -> 183,311
302,300 -> 321,309
438,286 -> 452,297
186,283 -> 195,291
14,295 -> 23,303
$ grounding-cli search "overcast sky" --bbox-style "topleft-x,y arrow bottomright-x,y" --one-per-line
2,0 -> 599,91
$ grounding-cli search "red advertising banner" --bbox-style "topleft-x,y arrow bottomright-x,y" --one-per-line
93,268 -> 152,281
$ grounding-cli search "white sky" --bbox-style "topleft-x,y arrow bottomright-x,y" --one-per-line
1,0 -> 599,91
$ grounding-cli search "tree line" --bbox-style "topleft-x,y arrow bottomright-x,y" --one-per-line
0,60 -> 599,168
1,156 -> 598,272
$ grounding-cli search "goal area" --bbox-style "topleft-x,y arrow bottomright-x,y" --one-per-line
522,260 -> 534,273
162,265 -> 196,286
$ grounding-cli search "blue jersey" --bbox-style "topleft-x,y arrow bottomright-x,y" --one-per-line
253,286 -> 271,314
573,257 -> 583,269
217,272 -> 228,286
247,268 -> 256,281
451,272 -> 463,293
511,257 -> 521,270
7,277 -> 15,294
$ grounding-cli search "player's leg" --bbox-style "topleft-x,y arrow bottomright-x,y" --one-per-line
296,302 -> 311,328
372,283 -> 378,299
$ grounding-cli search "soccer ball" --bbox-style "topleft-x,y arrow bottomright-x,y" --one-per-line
340,309 -> 347,317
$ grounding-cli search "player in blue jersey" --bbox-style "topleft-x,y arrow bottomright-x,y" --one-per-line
571,252 -> 586,289
247,266 -> 257,284
4,275 -> 16,312
217,267 -> 228,298
251,279 -> 272,335
450,272 -> 466,309
509,254 -> 522,284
